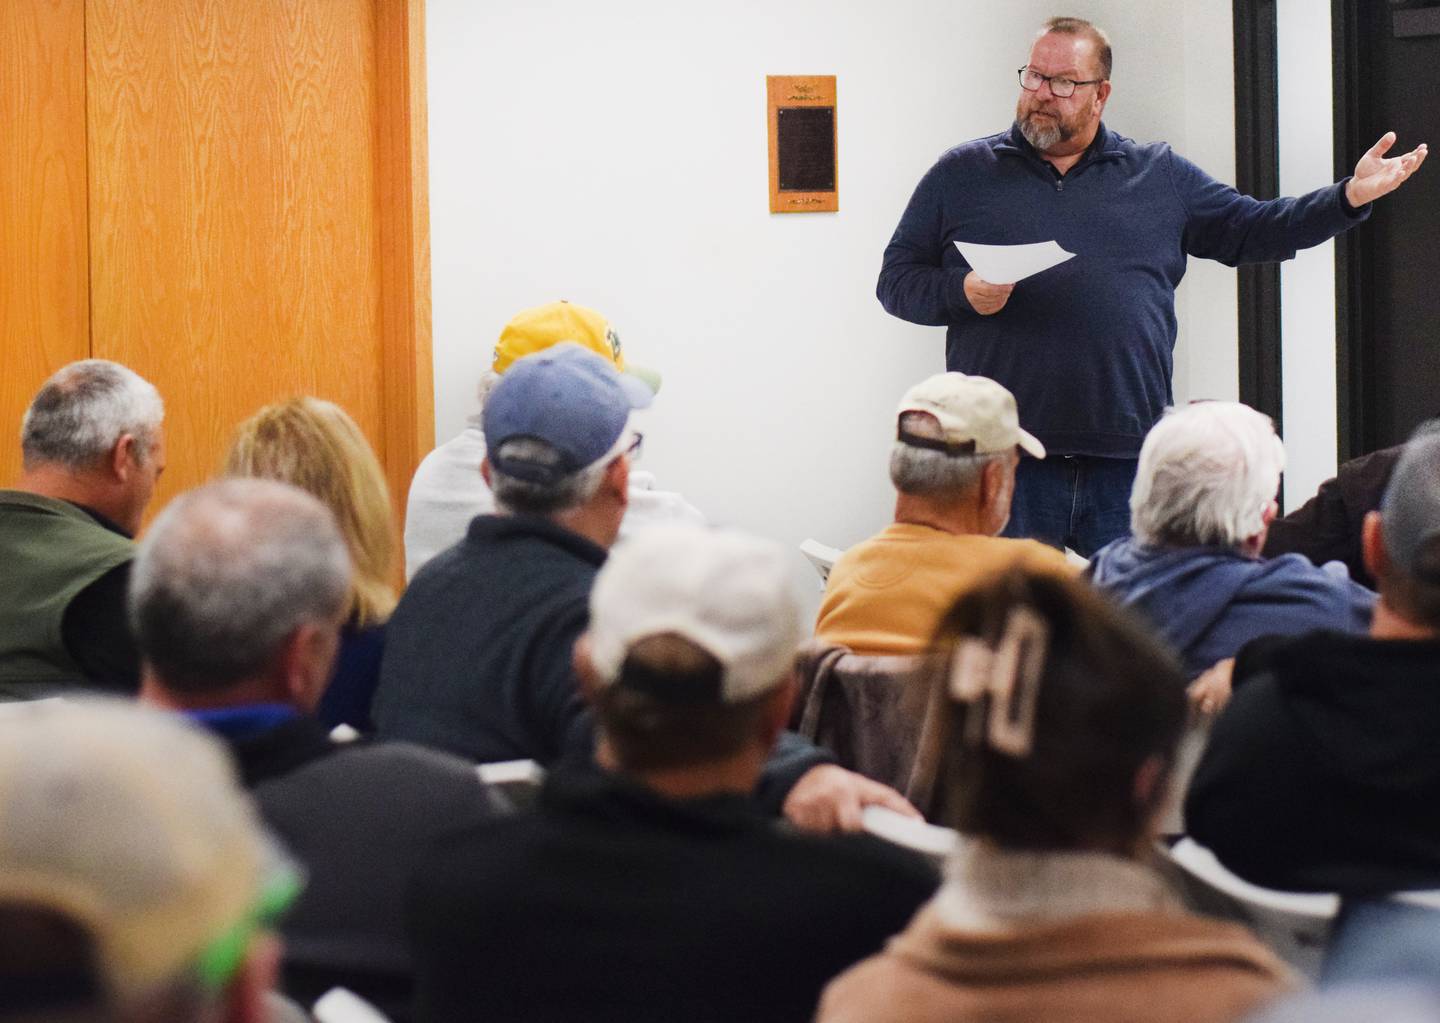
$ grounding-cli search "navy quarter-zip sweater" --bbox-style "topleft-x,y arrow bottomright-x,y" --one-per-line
878,122 -> 1367,457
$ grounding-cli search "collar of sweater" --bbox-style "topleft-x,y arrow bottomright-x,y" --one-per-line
932,839 -> 1176,931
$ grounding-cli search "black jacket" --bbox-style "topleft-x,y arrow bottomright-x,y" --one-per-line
373,514 -> 831,809
221,716 -> 499,1018
409,765 -> 940,1023
1185,629 -> 1440,893
1262,445 -> 1402,588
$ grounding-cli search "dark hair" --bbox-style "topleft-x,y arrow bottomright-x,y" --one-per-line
0,902 -> 106,1021
919,569 -> 1185,853
1042,16 -> 1112,80
1384,534 -> 1440,630
592,635 -> 782,771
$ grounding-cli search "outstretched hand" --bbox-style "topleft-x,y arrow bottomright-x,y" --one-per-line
1346,132 -> 1427,207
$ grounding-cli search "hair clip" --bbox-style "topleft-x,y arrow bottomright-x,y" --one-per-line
945,606 -> 1050,758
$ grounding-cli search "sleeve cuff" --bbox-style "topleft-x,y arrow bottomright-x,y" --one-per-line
1338,178 -> 1370,220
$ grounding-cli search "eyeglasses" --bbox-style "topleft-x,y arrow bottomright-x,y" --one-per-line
624,432 -> 644,462
1017,68 -> 1104,99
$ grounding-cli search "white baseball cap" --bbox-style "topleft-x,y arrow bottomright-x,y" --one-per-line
588,526 -> 802,703
897,372 -> 1045,459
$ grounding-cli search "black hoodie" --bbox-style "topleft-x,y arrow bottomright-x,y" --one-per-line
1185,628 -> 1440,894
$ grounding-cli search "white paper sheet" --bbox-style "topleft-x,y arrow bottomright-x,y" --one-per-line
954,239 -> 1075,285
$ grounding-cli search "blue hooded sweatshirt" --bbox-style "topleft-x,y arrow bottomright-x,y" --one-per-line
1087,538 -> 1375,678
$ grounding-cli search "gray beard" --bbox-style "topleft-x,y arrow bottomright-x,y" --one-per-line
1018,114 -> 1063,151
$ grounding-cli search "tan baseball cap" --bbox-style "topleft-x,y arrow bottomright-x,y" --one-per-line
0,699 -> 297,1005
588,526 -> 802,703
896,371 -> 1045,459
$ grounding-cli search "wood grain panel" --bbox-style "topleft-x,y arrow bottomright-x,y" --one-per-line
86,0 -> 385,513
0,0 -> 90,487
375,0 -> 434,533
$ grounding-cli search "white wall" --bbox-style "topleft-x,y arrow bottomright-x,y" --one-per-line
426,1 -> 1239,606
1276,0 -> 1338,509
1176,2 -> 1239,405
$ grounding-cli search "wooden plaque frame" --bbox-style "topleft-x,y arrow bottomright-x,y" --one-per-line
767,75 -> 838,213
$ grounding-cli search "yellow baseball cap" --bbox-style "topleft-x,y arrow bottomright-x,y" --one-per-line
492,301 -> 660,392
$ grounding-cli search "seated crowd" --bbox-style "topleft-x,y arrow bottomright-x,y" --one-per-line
2,302 -> 1439,1021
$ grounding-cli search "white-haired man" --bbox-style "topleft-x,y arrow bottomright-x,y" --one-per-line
0,359 -> 165,695
403,300 -> 702,578
409,526 -> 939,1023
816,371 -> 1072,655
1186,427 -> 1440,893
1088,401 -> 1374,678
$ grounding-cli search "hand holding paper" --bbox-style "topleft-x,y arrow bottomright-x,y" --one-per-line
955,239 -> 1076,286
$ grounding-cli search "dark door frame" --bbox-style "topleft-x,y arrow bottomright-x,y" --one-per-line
1233,0 -> 1284,432
1330,0 -> 1371,462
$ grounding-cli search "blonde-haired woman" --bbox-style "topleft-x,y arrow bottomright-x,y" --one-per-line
225,397 -> 397,730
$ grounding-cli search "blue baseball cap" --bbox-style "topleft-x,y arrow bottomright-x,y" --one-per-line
483,342 -> 653,485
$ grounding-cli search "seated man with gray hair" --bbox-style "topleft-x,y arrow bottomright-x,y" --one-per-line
1088,401 -> 1374,679
815,371 -> 1072,655
134,478 -> 499,1017
0,359 -> 165,696
378,343 -> 917,833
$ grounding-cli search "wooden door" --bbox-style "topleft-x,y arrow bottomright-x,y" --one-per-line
2,0 -> 432,528
0,0 -> 91,485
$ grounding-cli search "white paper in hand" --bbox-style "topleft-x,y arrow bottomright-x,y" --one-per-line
954,239 -> 1075,285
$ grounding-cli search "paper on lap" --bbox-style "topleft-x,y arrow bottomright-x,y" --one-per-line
955,239 -> 1075,285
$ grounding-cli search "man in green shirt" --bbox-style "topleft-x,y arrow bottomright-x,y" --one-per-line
0,359 -> 166,696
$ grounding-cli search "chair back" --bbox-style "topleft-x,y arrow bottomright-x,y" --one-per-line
1160,837 -> 1338,979
793,641 -> 941,809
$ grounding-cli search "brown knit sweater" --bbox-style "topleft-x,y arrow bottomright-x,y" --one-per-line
818,902 -> 1294,1023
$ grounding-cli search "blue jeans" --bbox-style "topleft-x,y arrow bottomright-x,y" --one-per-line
1002,455 -> 1136,557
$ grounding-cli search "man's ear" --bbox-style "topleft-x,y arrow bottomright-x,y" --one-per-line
1362,510 -> 1389,585
605,455 -> 630,507
572,632 -> 601,706
279,622 -> 339,712
980,457 -> 1008,508
1261,500 -> 1278,527
1095,79 -> 1112,112
1133,753 -> 1168,811
228,932 -> 280,1023
480,456 -> 493,488
109,434 -> 139,482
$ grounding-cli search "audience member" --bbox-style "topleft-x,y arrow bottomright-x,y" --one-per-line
0,360 -> 164,696
1185,427 -> 1440,893
815,371 -> 1072,654
376,343 -> 915,831
1261,420 -> 1440,586
225,397 -> 397,731
404,299 -> 702,578
0,699 -> 289,1023
409,525 -> 939,1023
134,479 -> 499,1017
818,569 -> 1293,1023
1088,401 -> 1373,678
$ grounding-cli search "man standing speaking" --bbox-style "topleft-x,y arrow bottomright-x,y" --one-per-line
878,16 -> 1425,555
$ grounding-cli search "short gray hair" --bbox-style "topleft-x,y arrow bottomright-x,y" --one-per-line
129,479 -> 351,693
490,437 -> 610,516
889,412 -> 1003,497
1131,402 -> 1286,549
21,360 -> 164,470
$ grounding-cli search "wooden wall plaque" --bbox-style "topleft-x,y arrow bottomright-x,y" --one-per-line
767,75 -> 837,213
